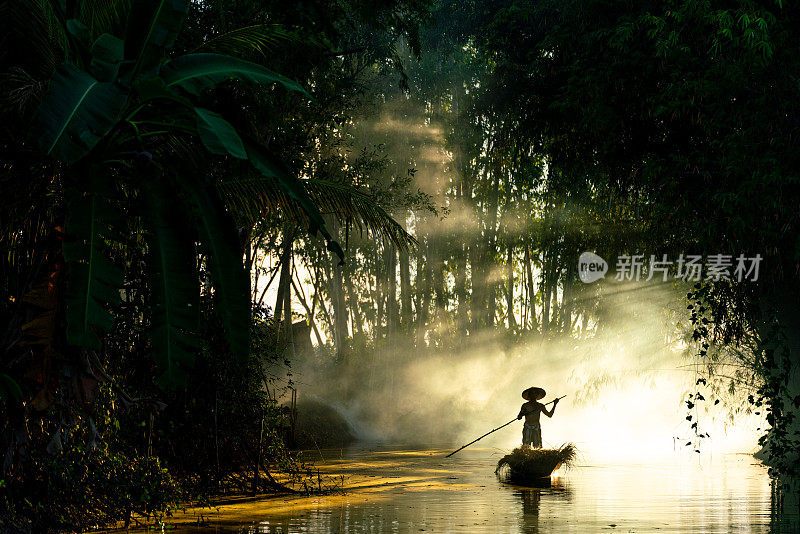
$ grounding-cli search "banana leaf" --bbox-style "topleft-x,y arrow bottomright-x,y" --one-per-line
37,63 -> 127,163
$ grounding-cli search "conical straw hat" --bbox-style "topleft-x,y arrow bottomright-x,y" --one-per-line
522,387 -> 546,401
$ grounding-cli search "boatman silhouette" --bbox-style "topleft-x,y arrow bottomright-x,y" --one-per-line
518,387 -> 559,449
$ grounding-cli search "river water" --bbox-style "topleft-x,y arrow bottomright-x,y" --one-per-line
157,445 -> 798,533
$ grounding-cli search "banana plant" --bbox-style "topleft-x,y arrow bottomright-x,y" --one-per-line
35,0 -> 342,386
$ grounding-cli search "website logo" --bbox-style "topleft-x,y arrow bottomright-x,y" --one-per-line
578,252 -> 608,283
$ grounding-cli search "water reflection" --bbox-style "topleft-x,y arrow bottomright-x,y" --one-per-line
770,481 -> 800,533
510,477 -> 573,534
520,487 -> 542,531
148,447 -> 799,534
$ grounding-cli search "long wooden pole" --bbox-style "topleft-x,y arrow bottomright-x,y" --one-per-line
445,395 -> 566,458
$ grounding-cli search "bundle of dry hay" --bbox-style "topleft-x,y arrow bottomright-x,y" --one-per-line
495,444 -> 577,483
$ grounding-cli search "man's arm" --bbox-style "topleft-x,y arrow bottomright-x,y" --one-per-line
517,405 -> 526,420
542,399 -> 559,418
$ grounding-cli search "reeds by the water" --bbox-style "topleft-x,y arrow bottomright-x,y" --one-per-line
495,444 -> 577,484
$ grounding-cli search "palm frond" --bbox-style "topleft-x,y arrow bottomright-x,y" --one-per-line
0,67 -> 47,112
77,0 -> 132,37
194,24 -> 299,58
5,0 -> 62,78
218,177 -> 416,251
306,179 -> 416,251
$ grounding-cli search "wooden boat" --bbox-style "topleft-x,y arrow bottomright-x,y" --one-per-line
495,444 -> 576,485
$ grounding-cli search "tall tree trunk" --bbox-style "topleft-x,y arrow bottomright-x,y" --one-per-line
329,226 -> 348,360
525,244 -> 537,332
416,229 -> 429,347
551,248 -> 561,332
430,235 -> 446,343
521,256 -> 528,329
432,238 -> 446,311
374,246 -> 384,341
469,238 -> 484,332
315,264 -> 335,340
345,266 -> 363,338
283,262 -> 293,352
542,247 -> 551,333
424,237 -> 434,320
399,230 -> 412,332
455,242 -> 469,335
581,309 -> 589,336
561,261 -> 573,334
506,243 -> 516,329
274,228 -> 294,343
484,166 -> 500,326
291,277 -> 324,347
386,243 -> 398,334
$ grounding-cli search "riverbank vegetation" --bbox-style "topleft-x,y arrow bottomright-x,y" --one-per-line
0,0 -> 426,530
2,0 -> 800,531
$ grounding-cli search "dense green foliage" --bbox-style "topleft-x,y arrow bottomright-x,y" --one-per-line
2,0 -> 800,530
0,0 -> 428,530
265,0 -> 800,490
472,0 -> 800,484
